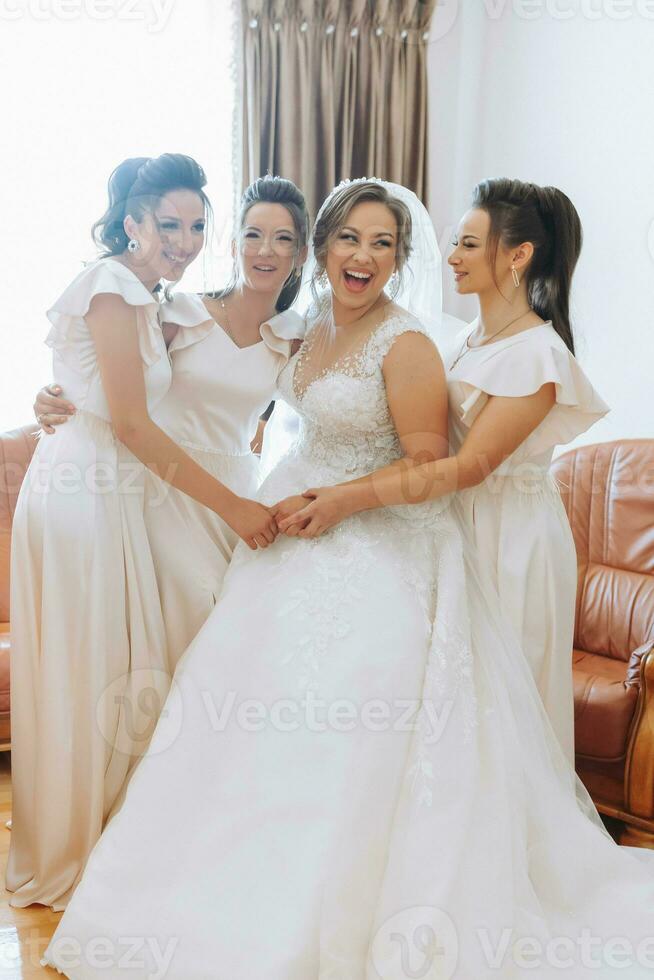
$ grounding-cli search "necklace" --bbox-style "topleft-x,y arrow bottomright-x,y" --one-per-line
219,296 -> 236,343
450,307 -> 534,370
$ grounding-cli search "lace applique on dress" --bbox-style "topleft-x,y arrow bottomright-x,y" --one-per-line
265,311 -> 479,799
274,521 -> 381,692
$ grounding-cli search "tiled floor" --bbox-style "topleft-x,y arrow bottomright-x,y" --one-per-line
0,754 -> 60,978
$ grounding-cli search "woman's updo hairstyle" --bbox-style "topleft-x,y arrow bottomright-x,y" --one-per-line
310,181 -> 413,311
216,174 -> 310,313
92,153 -> 211,256
472,178 -> 582,354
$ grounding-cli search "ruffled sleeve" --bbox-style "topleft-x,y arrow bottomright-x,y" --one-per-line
451,328 -> 609,454
260,309 -> 306,360
160,292 -> 217,353
45,258 -> 164,372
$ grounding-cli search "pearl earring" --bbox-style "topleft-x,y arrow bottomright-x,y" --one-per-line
127,238 -> 141,254
511,265 -> 520,287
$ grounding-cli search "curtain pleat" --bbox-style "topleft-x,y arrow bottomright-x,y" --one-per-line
240,0 -> 437,219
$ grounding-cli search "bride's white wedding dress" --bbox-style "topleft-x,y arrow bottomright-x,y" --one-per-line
44,311 -> 654,980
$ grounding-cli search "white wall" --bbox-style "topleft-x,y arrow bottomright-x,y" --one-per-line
0,0 -> 235,433
427,0 -> 654,446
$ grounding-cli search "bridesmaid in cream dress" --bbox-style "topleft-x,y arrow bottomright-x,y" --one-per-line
9,157 -> 280,911
279,178 -> 608,762
35,174 -> 309,667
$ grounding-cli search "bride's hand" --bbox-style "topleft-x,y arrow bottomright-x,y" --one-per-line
270,495 -> 311,526
277,486 -> 354,539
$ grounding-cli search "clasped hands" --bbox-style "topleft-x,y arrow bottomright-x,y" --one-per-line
269,485 -> 353,540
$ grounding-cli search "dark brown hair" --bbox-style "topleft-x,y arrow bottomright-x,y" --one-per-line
472,178 -> 582,354
92,153 -> 211,256
217,175 -> 310,313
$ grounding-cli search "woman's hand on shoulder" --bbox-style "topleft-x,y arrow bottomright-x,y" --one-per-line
33,384 -> 76,435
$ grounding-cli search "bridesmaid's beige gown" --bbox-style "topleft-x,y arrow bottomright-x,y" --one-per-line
148,293 -> 303,667
445,320 -> 609,761
7,258 -> 172,909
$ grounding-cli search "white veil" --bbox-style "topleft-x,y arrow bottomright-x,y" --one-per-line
260,177 -> 453,478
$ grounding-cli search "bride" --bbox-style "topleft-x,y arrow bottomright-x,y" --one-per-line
43,181 -> 654,980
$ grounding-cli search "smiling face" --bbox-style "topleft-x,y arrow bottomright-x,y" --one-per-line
234,202 -> 303,297
448,207 -> 535,298
124,188 -> 206,282
447,208 -> 496,296
324,201 -> 398,314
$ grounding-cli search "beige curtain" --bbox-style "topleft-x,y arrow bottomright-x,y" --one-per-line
240,0 -> 437,219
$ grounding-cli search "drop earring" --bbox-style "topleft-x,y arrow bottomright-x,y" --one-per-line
511,265 -> 520,288
127,238 -> 141,254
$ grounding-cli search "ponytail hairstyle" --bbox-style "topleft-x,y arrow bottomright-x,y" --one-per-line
216,174 -> 310,313
92,153 -> 212,257
472,178 -> 582,354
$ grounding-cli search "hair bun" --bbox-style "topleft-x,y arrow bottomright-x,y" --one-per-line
92,152 -> 210,258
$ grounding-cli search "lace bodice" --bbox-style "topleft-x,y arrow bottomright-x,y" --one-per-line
275,311 -> 433,485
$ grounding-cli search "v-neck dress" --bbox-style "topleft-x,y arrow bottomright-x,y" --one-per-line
444,321 -> 609,760
147,293 -> 304,667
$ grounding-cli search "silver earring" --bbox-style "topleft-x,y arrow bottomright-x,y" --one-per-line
127,238 -> 141,254
511,265 -> 520,287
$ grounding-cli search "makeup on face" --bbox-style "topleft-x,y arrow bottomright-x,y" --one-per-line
326,201 -> 398,307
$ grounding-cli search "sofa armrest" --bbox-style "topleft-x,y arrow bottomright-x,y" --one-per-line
626,638 -> 654,688
625,643 -> 654,818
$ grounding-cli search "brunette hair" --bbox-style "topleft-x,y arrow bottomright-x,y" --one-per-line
92,153 -> 211,257
472,178 -> 582,354
217,174 -> 310,312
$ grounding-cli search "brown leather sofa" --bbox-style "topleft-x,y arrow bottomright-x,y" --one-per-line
0,423 -> 39,750
552,439 -> 654,847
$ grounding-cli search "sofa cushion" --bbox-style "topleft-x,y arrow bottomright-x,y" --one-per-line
0,631 -> 9,715
0,424 -> 40,622
573,649 -> 638,760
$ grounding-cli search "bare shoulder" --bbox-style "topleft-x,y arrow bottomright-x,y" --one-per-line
382,317 -> 442,369
382,331 -> 445,396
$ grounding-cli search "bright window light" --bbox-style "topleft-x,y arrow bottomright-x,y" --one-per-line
0,0 -> 236,431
